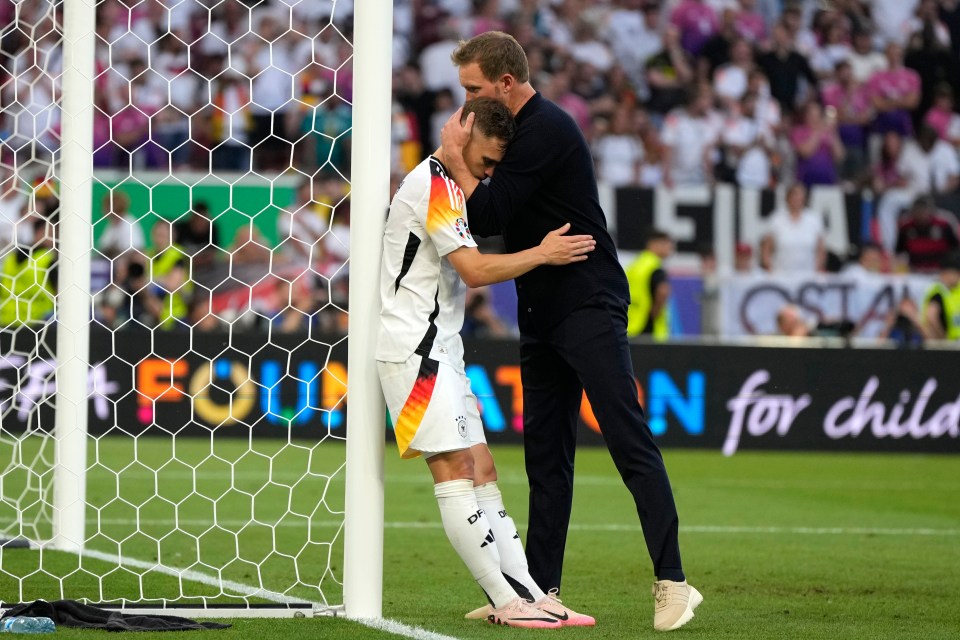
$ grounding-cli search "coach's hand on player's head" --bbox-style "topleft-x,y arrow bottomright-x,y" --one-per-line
441,106 -> 474,155
538,223 -> 595,265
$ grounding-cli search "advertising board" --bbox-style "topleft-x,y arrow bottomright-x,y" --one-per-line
2,330 -> 956,454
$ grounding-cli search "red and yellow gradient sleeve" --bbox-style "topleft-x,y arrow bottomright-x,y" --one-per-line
426,171 -> 471,245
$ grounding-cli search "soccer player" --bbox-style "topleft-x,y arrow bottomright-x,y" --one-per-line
440,32 -> 702,631
376,97 -> 596,628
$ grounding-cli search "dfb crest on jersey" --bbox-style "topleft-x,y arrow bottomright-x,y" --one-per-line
454,217 -> 471,240
456,415 -> 467,438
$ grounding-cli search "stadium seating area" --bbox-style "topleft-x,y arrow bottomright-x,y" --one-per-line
3,1 -> 958,194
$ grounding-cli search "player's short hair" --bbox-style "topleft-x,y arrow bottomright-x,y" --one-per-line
451,31 -> 530,84
462,97 -> 516,151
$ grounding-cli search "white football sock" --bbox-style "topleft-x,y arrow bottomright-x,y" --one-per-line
475,481 -> 546,601
434,479 -> 517,608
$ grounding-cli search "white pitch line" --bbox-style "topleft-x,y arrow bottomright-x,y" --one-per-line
80,470 -> 960,492
386,522 -> 960,537
594,524 -> 960,536
80,548 -> 306,604
77,549 -> 460,640
87,518 -> 960,537
355,618 -> 461,640
685,525 -> 960,536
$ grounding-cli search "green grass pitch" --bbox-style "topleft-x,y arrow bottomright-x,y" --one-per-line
0,438 -> 957,639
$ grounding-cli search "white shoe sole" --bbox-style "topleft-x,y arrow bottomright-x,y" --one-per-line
659,586 -> 703,632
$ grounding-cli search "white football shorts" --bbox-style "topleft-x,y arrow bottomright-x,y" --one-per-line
377,355 -> 486,459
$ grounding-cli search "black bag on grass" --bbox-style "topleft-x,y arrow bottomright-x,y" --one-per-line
1,600 -> 230,631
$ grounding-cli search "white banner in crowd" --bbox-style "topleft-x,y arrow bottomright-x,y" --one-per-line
718,272 -> 936,337
611,184 -> 857,270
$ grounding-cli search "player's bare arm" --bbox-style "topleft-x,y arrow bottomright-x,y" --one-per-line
447,223 -> 595,288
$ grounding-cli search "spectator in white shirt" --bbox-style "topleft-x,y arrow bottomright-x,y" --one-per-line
604,0 -> 662,93
872,131 -> 916,253
418,18 -> 464,98
540,0 -> 578,50
209,68 -> 253,172
847,28 -> 887,84
810,19 -> 852,79
661,85 -> 722,188
761,182 -> 826,273
636,109 -> 666,187
593,106 -> 644,187
152,34 -> 198,168
242,15 -> 306,171
898,124 -> 960,195
872,0 -> 921,46
780,3 -> 818,58
96,190 -> 147,292
923,84 -> 960,151
98,0 -> 154,71
277,179 -> 330,269
3,66 -> 59,170
712,37 -> 754,111
569,19 -> 615,73
841,242 -> 886,278
0,168 -> 30,251
719,92 -> 773,189
746,68 -> 782,136
196,1 -> 239,57
96,191 -> 145,261
903,0 -> 952,48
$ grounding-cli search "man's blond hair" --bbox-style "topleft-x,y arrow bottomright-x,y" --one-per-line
450,31 -> 529,84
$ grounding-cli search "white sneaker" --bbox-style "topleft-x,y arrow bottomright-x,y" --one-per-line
487,597 -> 562,629
652,580 -> 702,631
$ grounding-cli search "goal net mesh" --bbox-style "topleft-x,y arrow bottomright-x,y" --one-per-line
0,0 -> 354,610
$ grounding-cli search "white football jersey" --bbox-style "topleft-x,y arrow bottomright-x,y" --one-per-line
376,156 -> 477,366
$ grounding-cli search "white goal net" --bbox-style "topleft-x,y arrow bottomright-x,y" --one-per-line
0,0 -> 364,615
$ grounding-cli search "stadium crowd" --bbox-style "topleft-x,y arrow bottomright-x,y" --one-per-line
1,0 -> 959,340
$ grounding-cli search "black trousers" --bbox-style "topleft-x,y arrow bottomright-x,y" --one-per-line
520,293 -> 684,591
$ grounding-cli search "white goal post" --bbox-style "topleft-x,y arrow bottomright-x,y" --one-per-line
343,0 -> 392,622
51,0 -> 95,557
0,0 -> 392,621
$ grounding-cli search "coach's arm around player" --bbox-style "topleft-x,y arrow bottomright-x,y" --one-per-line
447,222 -> 594,288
